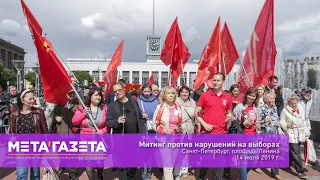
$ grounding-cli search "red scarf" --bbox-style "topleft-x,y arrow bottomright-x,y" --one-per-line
155,103 -> 182,134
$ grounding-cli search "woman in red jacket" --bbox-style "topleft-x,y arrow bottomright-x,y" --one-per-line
72,85 -> 109,180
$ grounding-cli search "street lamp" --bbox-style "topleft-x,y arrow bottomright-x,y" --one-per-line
32,65 -> 40,97
12,60 -> 25,92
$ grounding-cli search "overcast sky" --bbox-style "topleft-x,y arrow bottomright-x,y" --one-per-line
1,0 -> 320,67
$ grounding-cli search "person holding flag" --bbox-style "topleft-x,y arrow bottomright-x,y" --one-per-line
194,73 -> 233,180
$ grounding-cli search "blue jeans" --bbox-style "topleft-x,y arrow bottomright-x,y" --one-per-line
16,168 -> 40,180
271,167 -> 279,176
239,168 -> 251,180
141,167 -> 152,180
141,130 -> 156,180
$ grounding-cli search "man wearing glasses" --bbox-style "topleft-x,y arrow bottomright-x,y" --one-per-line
104,79 -> 127,105
106,83 -> 146,180
301,88 -> 320,166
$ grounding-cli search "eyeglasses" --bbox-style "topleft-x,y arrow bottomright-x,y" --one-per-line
305,91 -> 311,94
113,89 -> 124,93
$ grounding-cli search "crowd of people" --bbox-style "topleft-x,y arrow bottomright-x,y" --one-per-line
0,73 -> 319,180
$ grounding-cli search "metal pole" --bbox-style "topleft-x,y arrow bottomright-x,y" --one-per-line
239,57 -> 251,87
153,0 -> 155,36
16,71 -> 20,92
222,55 -> 228,88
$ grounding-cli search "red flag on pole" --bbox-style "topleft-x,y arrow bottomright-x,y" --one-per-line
236,0 -> 277,93
194,17 -> 221,90
148,74 -> 155,84
103,40 -> 124,94
220,22 -> 240,76
21,0 -> 71,104
161,17 -> 190,86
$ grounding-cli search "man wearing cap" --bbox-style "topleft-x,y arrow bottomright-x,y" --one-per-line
52,89 -> 80,180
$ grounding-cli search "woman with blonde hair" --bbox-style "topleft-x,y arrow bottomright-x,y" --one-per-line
280,94 -> 308,179
152,86 -> 183,180
256,84 -> 266,106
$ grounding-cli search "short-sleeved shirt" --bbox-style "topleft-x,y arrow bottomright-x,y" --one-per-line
197,90 -> 232,134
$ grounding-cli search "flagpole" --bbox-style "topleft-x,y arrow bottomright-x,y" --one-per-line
44,34 -> 81,84
222,55 -> 228,88
238,56 -> 251,87
181,59 -> 185,86
168,67 -> 171,87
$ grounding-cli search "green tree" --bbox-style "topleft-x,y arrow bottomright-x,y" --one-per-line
0,61 -> 16,88
24,71 -> 36,87
73,71 -> 93,86
307,68 -> 318,89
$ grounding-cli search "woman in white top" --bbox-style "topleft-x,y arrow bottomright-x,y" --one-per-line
176,86 -> 196,178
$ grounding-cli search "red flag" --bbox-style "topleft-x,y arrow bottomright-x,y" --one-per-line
236,0 -> 277,93
21,0 -> 71,104
148,74 -> 155,84
125,84 -> 142,93
194,17 -> 221,90
161,17 -> 190,85
220,22 -> 240,76
103,40 -> 124,93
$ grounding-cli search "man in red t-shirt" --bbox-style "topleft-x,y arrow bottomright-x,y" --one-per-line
195,72 -> 233,180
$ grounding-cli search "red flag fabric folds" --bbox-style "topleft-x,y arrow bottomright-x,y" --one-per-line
103,40 -> 124,93
148,74 -> 155,84
161,17 -> 190,85
220,22 -> 239,76
236,0 -> 276,93
194,17 -> 221,90
21,0 -> 71,104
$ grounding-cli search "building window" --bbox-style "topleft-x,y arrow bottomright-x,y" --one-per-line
92,71 -> 99,80
132,71 -> 140,84
189,72 -> 196,89
161,71 -> 168,88
122,71 -> 130,84
19,56 -> 23,60
180,72 -> 187,86
152,71 -> 159,85
8,51 -> 12,69
142,71 -> 149,84
14,54 -> 18,60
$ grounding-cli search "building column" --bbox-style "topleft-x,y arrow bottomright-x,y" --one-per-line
129,71 -> 132,84
187,71 -> 190,87
159,71 -> 162,89
139,70 -> 142,84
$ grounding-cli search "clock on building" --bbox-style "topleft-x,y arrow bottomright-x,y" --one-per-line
149,39 -> 160,51
146,36 -> 161,61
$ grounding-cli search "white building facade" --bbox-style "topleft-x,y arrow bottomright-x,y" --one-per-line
63,58 -> 240,90
62,36 -> 240,90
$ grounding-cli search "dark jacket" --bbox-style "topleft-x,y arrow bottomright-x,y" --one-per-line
52,102 -> 80,134
104,92 -> 115,105
9,108 -> 48,134
106,96 -> 146,134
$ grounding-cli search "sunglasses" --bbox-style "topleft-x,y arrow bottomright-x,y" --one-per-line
113,89 -> 124,93
305,90 -> 311,94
